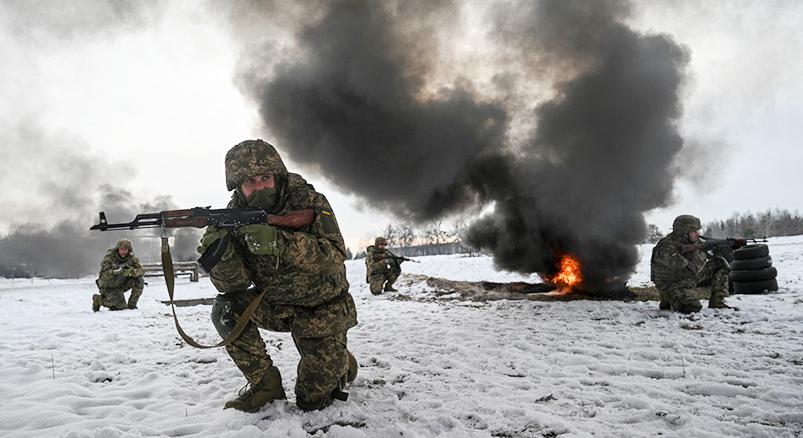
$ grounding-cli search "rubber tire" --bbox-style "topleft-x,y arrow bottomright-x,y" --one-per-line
732,278 -> 778,294
733,244 -> 769,260
730,267 -> 777,282
731,256 -> 772,270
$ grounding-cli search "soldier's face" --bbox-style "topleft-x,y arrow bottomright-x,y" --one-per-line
377,243 -> 387,251
688,230 -> 700,242
117,247 -> 129,257
241,174 -> 275,200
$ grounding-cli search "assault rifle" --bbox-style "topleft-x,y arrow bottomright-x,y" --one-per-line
380,254 -> 420,264
90,207 -> 314,271
681,236 -> 768,255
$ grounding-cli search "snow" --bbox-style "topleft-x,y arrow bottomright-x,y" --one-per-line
1,237 -> 802,437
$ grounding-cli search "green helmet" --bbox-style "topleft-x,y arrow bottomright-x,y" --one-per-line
116,239 -> 133,251
672,215 -> 702,233
375,236 -> 387,246
225,139 -> 288,191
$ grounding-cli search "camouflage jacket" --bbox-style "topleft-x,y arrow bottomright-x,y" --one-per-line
365,245 -> 396,279
650,231 -> 707,288
207,173 -> 351,308
98,248 -> 144,288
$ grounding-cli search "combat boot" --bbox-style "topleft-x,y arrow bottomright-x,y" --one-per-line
224,366 -> 286,412
128,287 -> 143,309
383,282 -> 398,292
657,290 -> 670,311
709,297 -> 736,310
92,294 -> 102,312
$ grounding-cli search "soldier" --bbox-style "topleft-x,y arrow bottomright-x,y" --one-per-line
650,215 -> 732,313
92,239 -> 145,311
199,139 -> 358,413
365,236 -> 402,295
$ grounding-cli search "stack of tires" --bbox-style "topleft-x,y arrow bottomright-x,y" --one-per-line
730,244 -> 778,294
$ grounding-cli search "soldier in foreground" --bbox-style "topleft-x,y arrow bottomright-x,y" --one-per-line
365,236 -> 403,295
199,139 -> 358,412
92,239 -> 145,311
650,215 -> 732,313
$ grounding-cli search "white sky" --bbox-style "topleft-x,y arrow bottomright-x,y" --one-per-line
1,1 -> 802,252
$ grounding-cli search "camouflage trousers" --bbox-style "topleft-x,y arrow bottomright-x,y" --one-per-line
657,258 -> 730,313
212,289 -> 357,408
369,262 -> 401,295
96,277 -> 144,310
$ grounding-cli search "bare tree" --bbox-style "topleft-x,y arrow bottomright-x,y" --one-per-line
382,223 -> 399,246
424,221 -> 448,245
398,222 -> 416,247
645,224 -> 664,243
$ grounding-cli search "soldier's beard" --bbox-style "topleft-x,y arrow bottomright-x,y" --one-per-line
246,187 -> 278,211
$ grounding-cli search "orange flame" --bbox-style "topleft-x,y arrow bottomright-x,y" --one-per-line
549,254 -> 583,291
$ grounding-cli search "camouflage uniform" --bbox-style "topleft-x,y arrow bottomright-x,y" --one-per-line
201,139 -> 358,412
365,237 -> 401,295
650,215 -> 730,313
93,239 -> 145,311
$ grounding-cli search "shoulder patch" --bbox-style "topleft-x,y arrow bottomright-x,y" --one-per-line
319,209 -> 340,235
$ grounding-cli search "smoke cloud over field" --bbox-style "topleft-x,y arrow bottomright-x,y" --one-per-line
236,0 -> 690,289
0,125 -> 199,278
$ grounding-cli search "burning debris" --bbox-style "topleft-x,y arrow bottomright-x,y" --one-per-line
544,254 -> 584,292
236,0 -> 692,290
401,274 -> 637,303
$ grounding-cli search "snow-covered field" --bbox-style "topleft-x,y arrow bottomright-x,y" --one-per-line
1,237 -> 802,437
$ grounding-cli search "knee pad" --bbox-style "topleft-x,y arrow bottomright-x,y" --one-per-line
134,277 -> 145,289
211,294 -> 242,338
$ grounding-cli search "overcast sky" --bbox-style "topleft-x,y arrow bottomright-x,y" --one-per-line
1,0 -> 801,253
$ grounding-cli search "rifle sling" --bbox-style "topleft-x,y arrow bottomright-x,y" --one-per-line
161,236 -> 264,349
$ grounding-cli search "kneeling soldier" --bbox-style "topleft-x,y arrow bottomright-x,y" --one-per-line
200,140 -> 358,412
365,236 -> 402,295
93,239 -> 145,311
650,215 -> 732,313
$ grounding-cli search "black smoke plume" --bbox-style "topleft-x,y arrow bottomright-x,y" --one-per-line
245,0 -> 509,219
237,0 -> 690,289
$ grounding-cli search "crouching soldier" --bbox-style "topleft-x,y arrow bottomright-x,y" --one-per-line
365,236 -> 402,295
199,139 -> 358,413
93,239 -> 145,311
650,215 -> 732,313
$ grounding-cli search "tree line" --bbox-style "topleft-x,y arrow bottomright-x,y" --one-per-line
353,221 -> 472,259
703,209 -> 803,239
643,208 -> 803,244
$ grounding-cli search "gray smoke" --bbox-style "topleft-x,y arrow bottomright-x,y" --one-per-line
0,185 -> 200,278
0,125 -> 199,278
0,0 -> 158,43
246,0 -> 509,219
236,0 -> 690,289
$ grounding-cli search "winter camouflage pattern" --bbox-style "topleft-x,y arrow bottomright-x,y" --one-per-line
205,143 -> 357,410
225,139 -> 288,191
365,245 -> 401,295
651,218 -> 730,313
95,246 -> 145,310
